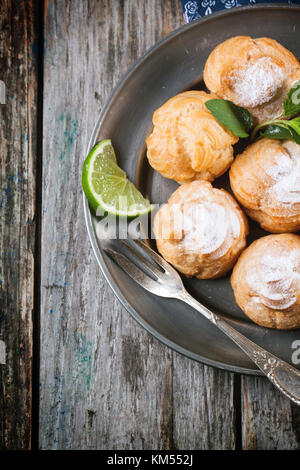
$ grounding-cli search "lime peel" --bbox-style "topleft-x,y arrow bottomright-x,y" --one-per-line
82,139 -> 152,217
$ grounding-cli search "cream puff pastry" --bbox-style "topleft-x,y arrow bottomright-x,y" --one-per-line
204,36 -> 300,124
231,234 -> 300,330
153,180 -> 248,279
229,139 -> 300,233
146,91 -> 238,183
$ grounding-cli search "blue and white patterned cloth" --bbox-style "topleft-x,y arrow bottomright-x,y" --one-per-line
181,0 -> 296,23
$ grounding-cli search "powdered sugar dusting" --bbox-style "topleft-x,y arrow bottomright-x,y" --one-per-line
247,249 -> 300,310
265,149 -> 300,206
181,202 -> 240,257
229,57 -> 285,108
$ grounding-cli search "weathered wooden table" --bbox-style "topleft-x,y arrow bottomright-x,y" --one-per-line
1,0 -> 300,450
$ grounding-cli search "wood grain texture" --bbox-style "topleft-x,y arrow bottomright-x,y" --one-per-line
242,376 -> 300,450
0,0 -> 38,449
173,355 -> 236,450
39,0 -> 236,450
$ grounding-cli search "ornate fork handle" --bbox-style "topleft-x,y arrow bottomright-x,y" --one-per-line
180,291 -> 300,405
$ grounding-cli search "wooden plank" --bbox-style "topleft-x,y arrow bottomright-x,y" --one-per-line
173,355 -> 236,449
0,0 -> 38,449
40,0 -> 236,449
242,376 -> 300,450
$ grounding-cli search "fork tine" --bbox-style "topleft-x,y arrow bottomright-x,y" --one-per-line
104,248 -> 158,292
119,240 -> 163,278
132,238 -> 177,274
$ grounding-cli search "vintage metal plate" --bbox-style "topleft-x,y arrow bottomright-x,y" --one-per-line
83,5 -> 300,375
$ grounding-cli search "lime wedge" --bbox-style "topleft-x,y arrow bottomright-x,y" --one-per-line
82,140 -> 152,217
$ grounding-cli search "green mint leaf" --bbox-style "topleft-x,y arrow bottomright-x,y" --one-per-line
262,124 -> 294,140
261,123 -> 300,144
288,116 -> 300,132
283,81 -> 300,117
286,118 -> 300,144
205,99 -> 253,138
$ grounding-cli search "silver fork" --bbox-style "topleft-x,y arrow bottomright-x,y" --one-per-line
104,238 -> 300,405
